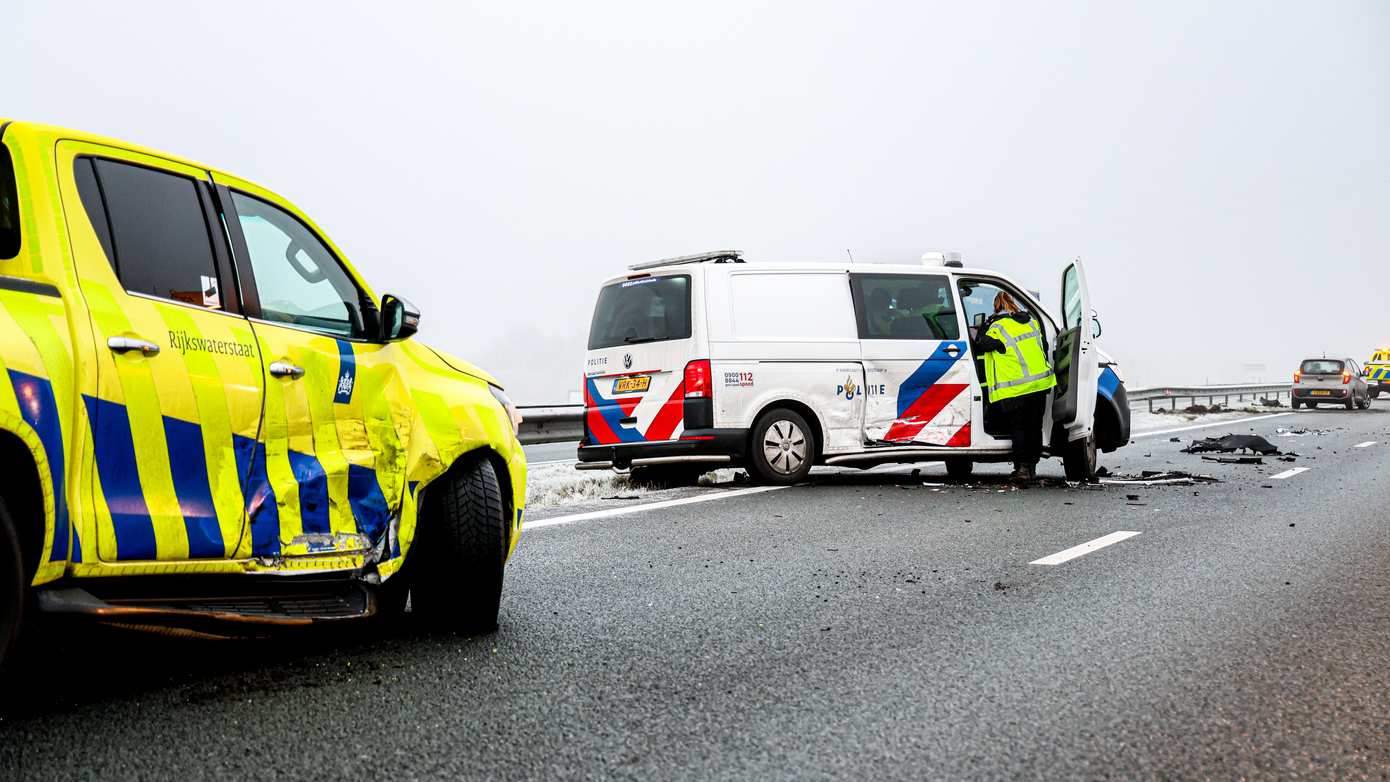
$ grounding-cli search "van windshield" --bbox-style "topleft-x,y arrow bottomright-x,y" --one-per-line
1300,359 -> 1344,375
588,275 -> 692,350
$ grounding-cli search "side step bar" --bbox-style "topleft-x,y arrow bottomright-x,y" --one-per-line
37,577 -> 377,636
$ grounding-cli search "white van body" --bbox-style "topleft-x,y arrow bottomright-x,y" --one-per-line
579,254 -> 1130,481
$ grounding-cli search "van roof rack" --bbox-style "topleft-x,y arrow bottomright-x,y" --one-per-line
628,250 -> 744,271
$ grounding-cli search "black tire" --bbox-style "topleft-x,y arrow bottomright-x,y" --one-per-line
945,458 -> 974,481
1345,397 -> 1355,410
1306,402 -> 1317,410
1291,399 -> 1301,410
749,408 -> 816,485
1062,433 -> 1098,482
0,500 -> 25,673
628,465 -> 705,489
410,456 -> 509,634
1372,389 -> 1380,400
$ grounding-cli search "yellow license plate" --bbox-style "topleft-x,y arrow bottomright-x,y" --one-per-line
1310,390 -> 1331,396
613,376 -> 651,393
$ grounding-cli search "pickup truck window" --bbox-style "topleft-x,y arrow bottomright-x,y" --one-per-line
87,159 -> 225,309
0,145 -> 18,259
230,191 -> 365,339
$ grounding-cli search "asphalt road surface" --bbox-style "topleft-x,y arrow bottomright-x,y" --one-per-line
3,406 -> 1388,779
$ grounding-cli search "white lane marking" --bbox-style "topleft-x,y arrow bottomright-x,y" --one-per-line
1354,441 -> 1377,448
1269,467 -> 1309,480
526,486 -> 787,529
1030,530 -> 1142,566
1131,412 -> 1292,439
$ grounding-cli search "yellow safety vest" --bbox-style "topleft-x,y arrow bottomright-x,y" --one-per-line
983,315 -> 1057,402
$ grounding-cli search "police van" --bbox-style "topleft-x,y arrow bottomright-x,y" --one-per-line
578,251 -> 1130,484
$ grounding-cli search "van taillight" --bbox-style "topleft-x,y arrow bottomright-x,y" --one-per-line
1342,370 -> 1351,384
685,360 -> 712,399
1293,370 -> 1301,383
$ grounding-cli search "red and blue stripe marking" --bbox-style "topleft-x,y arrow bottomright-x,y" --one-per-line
883,342 -> 971,444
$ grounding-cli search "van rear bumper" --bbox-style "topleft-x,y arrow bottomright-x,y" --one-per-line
577,428 -> 747,470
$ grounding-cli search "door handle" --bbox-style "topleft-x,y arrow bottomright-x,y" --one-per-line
268,361 -> 305,379
943,344 -> 962,357
107,336 -> 160,357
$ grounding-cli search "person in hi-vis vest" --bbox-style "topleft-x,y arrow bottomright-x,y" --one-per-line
974,291 -> 1057,483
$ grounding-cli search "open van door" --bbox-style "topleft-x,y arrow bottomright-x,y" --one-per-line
1051,260 -> 1099,474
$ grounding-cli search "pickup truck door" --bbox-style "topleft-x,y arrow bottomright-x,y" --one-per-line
214,173 -> 404,560
58,142 -> 261,562
852,273 -> 973,447
1051,259 -> 1098,443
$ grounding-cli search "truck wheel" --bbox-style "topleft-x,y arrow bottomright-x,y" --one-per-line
1344,397 -> 1355,410
0,500 -> 24,673
749,408 -> 815,485
1062,433 -> 1098,482
945,458 -> 973,481
410,455 -> 509,634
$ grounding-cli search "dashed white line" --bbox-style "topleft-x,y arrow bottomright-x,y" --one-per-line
1030,531 -> 1142,566
1268,467 -> 1310,480
1354,441 -> 1377,449
526,486 -> 787,529
1131,412 -> 1292,439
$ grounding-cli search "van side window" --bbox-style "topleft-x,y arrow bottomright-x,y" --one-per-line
850,274 -> 960,340
0,144 -> 18,260
230,191 -> 366,339
86,159 -> 226,309
957,279 -> 1042,340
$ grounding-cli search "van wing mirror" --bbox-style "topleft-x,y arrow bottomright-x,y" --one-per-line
380,294 -> 420,341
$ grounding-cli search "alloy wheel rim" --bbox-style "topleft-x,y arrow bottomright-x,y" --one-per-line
763,419 -> 807,475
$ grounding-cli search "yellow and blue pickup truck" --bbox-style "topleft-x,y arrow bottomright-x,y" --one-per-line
0,120 -> 526,666
1364,348 -> 1389,399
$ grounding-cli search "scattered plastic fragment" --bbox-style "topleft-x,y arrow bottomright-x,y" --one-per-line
1201,455 -> 1264,465
1183,434 -> 1281,455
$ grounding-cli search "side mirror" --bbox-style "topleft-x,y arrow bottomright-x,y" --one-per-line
973,312 -> 987,328
1091,314 -> 1103,339
380,294 -> 420,341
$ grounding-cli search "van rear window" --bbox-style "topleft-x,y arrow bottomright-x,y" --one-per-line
1300,359 -> 1344,375
588,275 -> 691,350
0,144 -> 19,259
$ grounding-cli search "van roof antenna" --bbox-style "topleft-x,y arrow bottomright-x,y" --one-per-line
846,248 -> 854,263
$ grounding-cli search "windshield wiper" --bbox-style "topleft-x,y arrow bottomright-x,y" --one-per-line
623,336 -> 661,344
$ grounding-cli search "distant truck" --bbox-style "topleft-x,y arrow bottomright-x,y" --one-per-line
1363,348 -> 1389,399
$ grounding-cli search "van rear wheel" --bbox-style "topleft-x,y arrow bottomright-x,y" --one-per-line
749,409 -> 815,485
945,458 -> 973,481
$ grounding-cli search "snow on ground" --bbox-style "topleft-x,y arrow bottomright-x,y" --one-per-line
1130,405 -> 1288,434
525,406 -> 1289,509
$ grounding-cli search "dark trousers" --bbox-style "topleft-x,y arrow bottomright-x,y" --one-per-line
998,390 -> 1048,468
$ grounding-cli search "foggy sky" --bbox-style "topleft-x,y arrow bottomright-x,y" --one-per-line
10,0 -> 1388,402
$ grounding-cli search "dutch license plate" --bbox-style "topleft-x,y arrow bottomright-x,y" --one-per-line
613,375 -> 650,394
1311,389 -> 1331,396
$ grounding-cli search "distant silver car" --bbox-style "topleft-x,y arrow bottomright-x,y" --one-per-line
1292,357 -> 1371,410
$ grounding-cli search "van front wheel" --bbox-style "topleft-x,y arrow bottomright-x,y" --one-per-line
1062,433 -> 1098,482
749,409 -> 816,485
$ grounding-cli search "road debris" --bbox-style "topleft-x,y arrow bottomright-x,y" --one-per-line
1183,434 -> 1281,455
1201,455 -> 1264,465
1101,470 -> 1220,486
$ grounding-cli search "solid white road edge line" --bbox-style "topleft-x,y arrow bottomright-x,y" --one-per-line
526,485 -> 787,529
1269,467 -> 1310,480
1131,412 -> 1292,439
1354,441 -> 1377,448
1030,530 -> 1142,566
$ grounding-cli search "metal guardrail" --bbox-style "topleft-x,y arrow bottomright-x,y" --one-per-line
517,383 -> 1294,443
517,405 -> 583,445
1127,383 -> 1290,412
